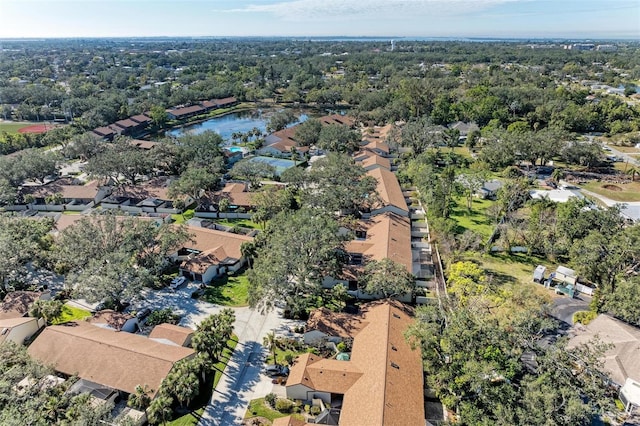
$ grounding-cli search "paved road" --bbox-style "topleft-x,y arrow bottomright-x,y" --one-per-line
199,308 -> 298,426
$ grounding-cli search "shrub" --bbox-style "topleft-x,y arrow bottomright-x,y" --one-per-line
574,310 -> 597,325
336,342 -> 346,353
284,353 -> 295,365
264,393 -> 277,408
146,308 -> 180,326
310,405 -> 321,416
275,399 -> 294,413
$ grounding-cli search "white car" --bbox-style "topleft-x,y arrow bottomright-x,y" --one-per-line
169,276 -> 187,290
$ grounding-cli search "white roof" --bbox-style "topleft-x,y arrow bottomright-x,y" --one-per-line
529,189 -> 584,203
621,378 -> 640,407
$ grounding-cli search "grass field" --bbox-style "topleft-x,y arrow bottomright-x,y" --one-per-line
213,217 -> 260,229
167,337 -> 238,426
0,121 -> 32,134
581,181 -> 640,202
244,398 -> 305,422
609,145 -> 640,154
450,197 -> 496,240
171,209 -> 195,224
202,272 -> 250,307
52,304 -> 91,324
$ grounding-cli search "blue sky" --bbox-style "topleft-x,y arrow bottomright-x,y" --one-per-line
0,0 -> 638,39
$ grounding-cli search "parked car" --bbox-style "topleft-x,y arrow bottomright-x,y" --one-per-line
263,365 -> 289,377
136,307 -> 152,320
169,276 -> 187,290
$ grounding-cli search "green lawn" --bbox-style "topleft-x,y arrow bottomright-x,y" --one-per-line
167,337 -> 238,426
52,304 -> 92,324
265,345 -> 309,366
213,217 -> 261,229
171,209 -> 195,224
0,121 -> 31,134
581,181 -> 640,202
201,272 -> 250,307
244,398 -> 305,422
450,197 -> 496,240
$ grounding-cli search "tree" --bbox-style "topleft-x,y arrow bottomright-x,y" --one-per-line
248,209 -> 345,314
163,360 -> 200,409
303,153 -> 377,214
168,167 -> 219,203
263,331 -> 278,365
146,395 -> 173,426
0,215 -> 53,286
267,110 -> 297,133
317,124 -> 360,153
149,105 -> 168,128
192,309 -> 235,363
250,187 -> 295,229
401,117 -> 442,155
446,261 -> 490,305
230,159 -> 276,188
361,258 -> 415,299
443,127 -> 461,151
86,138 -> 154,185
29,299 -> 63,325
127,384 -> 153,410
294,118 -> 322,146
626,166 -> 640,182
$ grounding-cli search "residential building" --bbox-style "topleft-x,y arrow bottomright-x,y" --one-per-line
213,182 -> 255,212
173,226 -> 253,283
28,321 -> 195,398
21,178 -> 112,212
283,300 -> 425,426
166,105 -> 206,121
366,168 -> 409,217
0,291 -> 51,320
0,317 -> 44,345
148,323 -> 194,347
88,310 -> 140,333
568,315 -> 640,414
303,307 -> 368,345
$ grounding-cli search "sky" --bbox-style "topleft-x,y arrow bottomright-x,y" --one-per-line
0,0 -> 638,39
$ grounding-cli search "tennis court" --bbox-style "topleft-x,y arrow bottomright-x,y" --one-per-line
249,156 -> 297,175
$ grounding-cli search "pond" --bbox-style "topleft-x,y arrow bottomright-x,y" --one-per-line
166,109 -> 309,141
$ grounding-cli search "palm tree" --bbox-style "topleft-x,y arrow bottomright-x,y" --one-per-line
165,366 -> 199,409
241,241 -> 257,268
443,128 -> 461,152
263,331 -> 278,365
627,167 -> 639,182
146,395 -> 174,425
128,384 -> 153,410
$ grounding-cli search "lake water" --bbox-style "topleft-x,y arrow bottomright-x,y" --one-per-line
167,110 -> 309,141
167,110 -> 269,140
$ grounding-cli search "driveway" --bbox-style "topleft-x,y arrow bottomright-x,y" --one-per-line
550,296 -> 589,325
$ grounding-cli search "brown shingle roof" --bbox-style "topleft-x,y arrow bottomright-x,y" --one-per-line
0,291 -> 41,319
88,310 -> 134,331
129,114 -> 151,125
345,212 -> 412,273
213,182 -> 255,209
287,301 -> 424,426
357,153 -> 391,170
129,139 -> 157,150
93,126 -> 116,137
113,119 -> 139,130
305,307 -> 368,339
367,168 -> 408,214
25,180 -> 104,200
28,322 -> 194,397
113,177 -> 172,201
568,315 -> 640,385
319,114 -> 355,128
148,323 -> 194,347
180,226 -> 253,274
215,97 -> 237,107
168,105 -> 205,118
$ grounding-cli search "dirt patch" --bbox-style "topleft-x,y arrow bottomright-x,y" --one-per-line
242,417 -> 271,426
18,124 -> 50,134
603,184 -> 622,191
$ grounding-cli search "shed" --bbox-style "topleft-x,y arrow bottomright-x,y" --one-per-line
554,266 -> 578,285
533,265 -> 547,283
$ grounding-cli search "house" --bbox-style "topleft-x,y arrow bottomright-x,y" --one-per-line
477,179 -> 503,199
334,212 -> 413,301
361,140 -> 390,157
303,307 -> 368,345
92,126 -> 117,141
102,177 -> 190,214
112,118 -> 147,137
449,121 -> 479,139
354,151 -> 391,171
0,317 -> 45,345
173,226 -> 253,283
22,178 -> 112,212
128,139 -> 158,151
259,127 -> 309,158
283,300 -> 425,426
529,189 -> 584,203
88,310 -> 139,333
214,97 -> 238,108
319,114 -> 355,128
0,291 -> 50,320
213,182 -> 255,212
568,315 -> 640,414
148,323 -> 194,347
166,105 -> 206,120
129,114 -> 152,126
28,321 -> 195,398
366,168 -> 409,217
